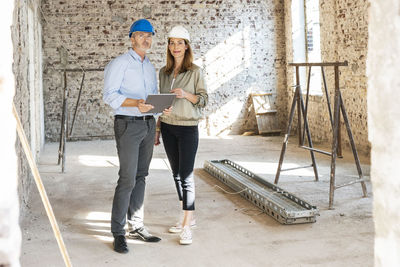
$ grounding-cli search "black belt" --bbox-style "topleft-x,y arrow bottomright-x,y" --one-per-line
115,115 -> 154,121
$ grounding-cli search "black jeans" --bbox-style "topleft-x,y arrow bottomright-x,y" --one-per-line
161,122 -> 198,210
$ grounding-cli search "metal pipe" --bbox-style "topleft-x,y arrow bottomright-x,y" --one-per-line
275,85 -> 299,184
339,91 -> 367,197
300,146 -> 332,156
329,66 -> 341,209
57,70 -> 67,165
299,90 -> 319,181
321,66 -> 334,128
289,61 -> 348,67
69,72 -> 85,137
335,178 -> 369,189
301,66 -> 312,146
281,164 -> 314,172
61,98 -> 67,173
296,66 -> 302,146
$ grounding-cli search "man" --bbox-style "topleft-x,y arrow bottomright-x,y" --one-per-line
103,19 -> 170,254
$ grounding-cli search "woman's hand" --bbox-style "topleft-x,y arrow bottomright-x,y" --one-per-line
154,131 -> 161,146
170,88 -> 186,99
163,106 -> 173,116
170,88 -> 198,104
138,99 -> 154,113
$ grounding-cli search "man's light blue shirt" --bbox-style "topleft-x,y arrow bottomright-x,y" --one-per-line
103,48 -> 158,116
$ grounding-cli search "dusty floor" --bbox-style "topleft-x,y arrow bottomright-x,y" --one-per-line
20,135 -> 373,267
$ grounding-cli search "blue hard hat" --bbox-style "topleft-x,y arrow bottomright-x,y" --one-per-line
129,19 -> 155,37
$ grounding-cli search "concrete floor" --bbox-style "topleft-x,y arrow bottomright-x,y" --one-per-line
20,135 -> 373,267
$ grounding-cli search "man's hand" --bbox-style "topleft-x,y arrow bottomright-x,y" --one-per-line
170,88 -> 186,99
163,106 -> 173,116
138,99 -> 154,113
154,131 -> 161,146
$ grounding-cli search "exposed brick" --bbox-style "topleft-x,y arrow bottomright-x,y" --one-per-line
283,0 -> 370,155
41,0 -> 286,139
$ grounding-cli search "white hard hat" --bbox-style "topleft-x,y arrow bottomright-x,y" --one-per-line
168,25 -> 190,42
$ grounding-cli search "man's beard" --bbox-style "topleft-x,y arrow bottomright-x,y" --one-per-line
136,43 -> 151,52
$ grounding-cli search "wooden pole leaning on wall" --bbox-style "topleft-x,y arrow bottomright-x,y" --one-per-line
13,104 -> 73,267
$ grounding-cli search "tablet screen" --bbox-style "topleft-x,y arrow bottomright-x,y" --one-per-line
145,94 -> 176,113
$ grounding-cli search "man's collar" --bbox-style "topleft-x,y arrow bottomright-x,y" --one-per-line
128,48 -> 148,62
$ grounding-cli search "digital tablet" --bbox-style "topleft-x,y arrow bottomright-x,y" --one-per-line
145,94 -> 176,113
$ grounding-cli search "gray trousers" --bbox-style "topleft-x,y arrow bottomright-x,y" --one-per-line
111,116 -> 155,237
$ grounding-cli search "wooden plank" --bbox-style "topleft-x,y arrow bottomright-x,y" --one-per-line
259,129 -> 281,135
256,110 -> 277,115
255,113 -> 280,134
251,94 -> 272,114
13,104 -> 73,267
251,93 -> 281,135
250,93 -> 273,96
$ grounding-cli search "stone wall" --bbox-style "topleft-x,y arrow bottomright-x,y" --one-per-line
1,0 -> 44,264
41,0 -> 287,140
12,0 -> 44,214
284,0 -> 370,155
13,1 -> 31,214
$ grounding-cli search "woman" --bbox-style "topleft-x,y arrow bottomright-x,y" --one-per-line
155,25 -> 208,245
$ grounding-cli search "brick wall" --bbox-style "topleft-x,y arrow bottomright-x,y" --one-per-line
41,0 -> 287,140
284,0 -> 370,155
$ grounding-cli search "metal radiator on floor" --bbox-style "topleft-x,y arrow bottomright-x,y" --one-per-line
204,159 -> 319,224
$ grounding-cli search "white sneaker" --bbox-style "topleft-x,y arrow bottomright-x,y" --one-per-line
179,226 -> 192,245
168,219 -> 197,233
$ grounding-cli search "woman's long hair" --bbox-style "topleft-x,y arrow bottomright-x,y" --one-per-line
164,38 -> 193,75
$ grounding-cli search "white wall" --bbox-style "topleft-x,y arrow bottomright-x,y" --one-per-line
28,3 -> 45,160
368,0 -> 400,266
0,1 -> 21,266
